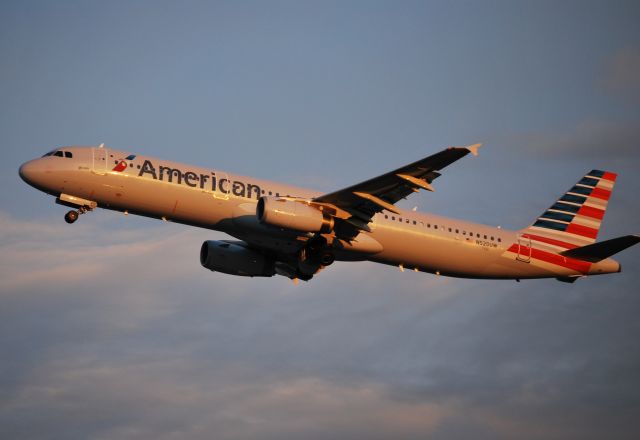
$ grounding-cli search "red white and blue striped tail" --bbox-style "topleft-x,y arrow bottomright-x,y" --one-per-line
521,170 -> 617,247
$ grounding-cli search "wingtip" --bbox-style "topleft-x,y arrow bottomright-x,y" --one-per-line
466,143 -> 482,156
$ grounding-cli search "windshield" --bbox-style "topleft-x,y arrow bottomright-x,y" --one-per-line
42,149 -> 73,158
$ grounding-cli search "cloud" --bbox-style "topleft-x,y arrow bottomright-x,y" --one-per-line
1,212 -> 640,439
4,357 -> 451,440
602,48 -> 640,102
512,119 -> 640,161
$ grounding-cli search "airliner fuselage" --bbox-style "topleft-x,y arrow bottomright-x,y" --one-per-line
19,145 -> 634,282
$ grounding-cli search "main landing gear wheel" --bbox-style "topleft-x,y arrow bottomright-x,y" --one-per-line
320,252 -> 335,266
64,210 -> 79,224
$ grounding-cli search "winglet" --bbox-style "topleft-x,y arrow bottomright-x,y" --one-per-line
466,143 -> 481,156
98,143 -> 105,149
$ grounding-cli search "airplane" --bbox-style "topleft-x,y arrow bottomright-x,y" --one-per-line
19,144 -> 639,283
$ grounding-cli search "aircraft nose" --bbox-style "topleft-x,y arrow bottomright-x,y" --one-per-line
19,160 -> 37,184
19,159 -> 47,189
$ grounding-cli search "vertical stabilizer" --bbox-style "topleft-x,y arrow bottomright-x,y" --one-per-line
521,170 -> 617,247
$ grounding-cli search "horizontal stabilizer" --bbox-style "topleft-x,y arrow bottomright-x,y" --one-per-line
556,276 -> 582,283
560,235 -> 640,262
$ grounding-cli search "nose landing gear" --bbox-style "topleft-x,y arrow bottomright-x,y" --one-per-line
64,210 -> 79,224
56,194 -> 98,225
63,206 -> 91,224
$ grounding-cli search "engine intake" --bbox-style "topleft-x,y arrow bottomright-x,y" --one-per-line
257,197 -> 333,233
200,240 -> 275,277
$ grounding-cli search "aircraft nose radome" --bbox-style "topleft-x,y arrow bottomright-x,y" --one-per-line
19,159 -> 47,189
19,160 -> 36,184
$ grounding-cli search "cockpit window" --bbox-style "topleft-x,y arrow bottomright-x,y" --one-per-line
43,150 -> 73,158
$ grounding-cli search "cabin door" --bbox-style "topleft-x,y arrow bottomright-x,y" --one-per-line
92,147 -> 109,175
516,234 -> 531,263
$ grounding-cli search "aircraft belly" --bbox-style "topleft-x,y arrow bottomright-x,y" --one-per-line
367,226 -> 538,278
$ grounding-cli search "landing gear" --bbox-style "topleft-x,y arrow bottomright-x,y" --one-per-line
56,195 -> 97,225
295,236 -> 335,279
64,210 -> 79,224
63,206 -> 91,224
320,252 -> 335,266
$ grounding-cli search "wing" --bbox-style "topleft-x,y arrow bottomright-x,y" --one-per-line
312,144 -> 481,227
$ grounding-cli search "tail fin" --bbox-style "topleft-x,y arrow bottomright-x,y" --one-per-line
521,170 -> 617,246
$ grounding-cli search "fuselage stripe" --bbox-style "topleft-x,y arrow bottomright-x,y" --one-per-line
507,244 -> 591,273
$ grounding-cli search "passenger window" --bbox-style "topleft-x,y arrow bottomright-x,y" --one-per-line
462,231 -> 466,235
65,152 -> 72,158
385,215 -> 388,219
54,151 -> 63,157
498,238 -> 502,242
399,218 -> 402,222
406,219 -> 410,223
455,229 -> 459,234
427,224 -> 431,228
413,220 -> 417,225
484,235 -> 487,239
491,236 -> 494,241
448,228 -> 452,232
434,225 -> 438,230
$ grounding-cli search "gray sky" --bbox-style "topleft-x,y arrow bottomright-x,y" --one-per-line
1,1 -> 640,439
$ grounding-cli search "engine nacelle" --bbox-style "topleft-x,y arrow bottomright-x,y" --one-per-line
200,240 -> 275,277
256,197 -> 334,233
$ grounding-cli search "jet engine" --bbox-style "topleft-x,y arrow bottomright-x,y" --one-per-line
200,240 -> 275,277
257,196 -> 334,233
